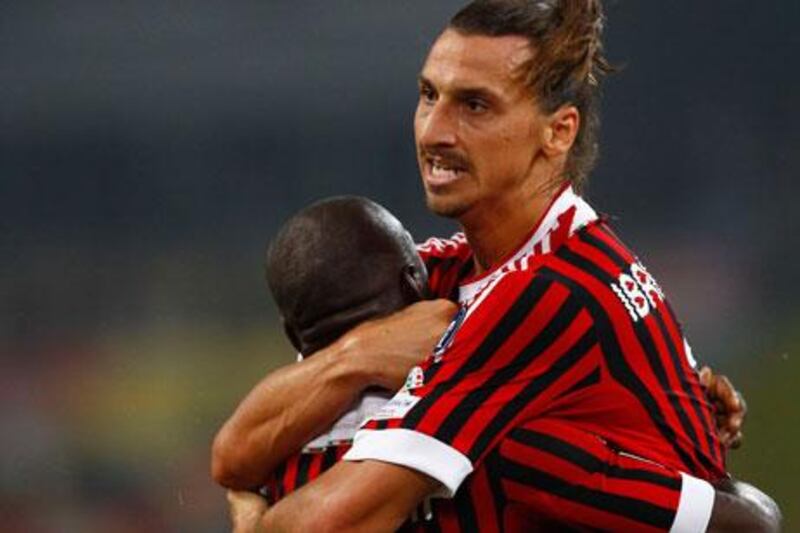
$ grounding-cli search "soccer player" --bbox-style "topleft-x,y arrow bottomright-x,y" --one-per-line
214,1 -> 781,530
218,196 -> 779,532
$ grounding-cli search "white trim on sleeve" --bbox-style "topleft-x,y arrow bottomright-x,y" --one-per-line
342,428 -> 473,497
670,472 -> 715,533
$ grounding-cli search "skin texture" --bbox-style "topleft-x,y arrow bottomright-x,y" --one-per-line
415,30 -> 579,275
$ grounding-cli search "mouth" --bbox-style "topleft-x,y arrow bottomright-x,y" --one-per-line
422,157 -> 469,188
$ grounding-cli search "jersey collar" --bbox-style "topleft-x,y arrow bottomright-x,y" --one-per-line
458,184 -> 598,304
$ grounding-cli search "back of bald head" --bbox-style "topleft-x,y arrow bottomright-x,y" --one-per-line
266,196 -> 427,356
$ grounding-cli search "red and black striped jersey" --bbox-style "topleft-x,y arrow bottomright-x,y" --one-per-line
265,420 -> 711,532
344,184 -> 724,529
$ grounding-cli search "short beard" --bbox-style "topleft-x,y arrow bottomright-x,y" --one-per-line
425,193 -> 469,219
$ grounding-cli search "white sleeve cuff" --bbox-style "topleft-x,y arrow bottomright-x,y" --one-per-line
342,428 -> 473,497
670,472 -> 715,533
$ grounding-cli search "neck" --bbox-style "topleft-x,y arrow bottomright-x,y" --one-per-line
460,181 -> 559,276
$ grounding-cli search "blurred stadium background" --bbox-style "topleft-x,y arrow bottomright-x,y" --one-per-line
1,1 -> 797,531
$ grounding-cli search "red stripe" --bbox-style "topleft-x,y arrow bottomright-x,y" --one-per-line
502,479 -> 667,533
282,455 -> 300,493
566,233 -> 624,278
469,461 -> 501,533
413,281 -> 570,437
547,256 -> 701,474
306,453 -> 324,484
450,310 -> 597,454
501,437 -> 680,510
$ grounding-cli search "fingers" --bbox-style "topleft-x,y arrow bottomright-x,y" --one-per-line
698,365 -> 712,388
700,366 -> 747,449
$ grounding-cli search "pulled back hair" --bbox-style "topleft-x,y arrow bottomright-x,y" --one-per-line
449,0 -> 612,191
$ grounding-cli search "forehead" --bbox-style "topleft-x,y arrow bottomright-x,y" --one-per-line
421,29 -> 533,96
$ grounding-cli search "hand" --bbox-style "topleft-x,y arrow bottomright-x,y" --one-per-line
227,490 -> 267,533
342,299 -> 458,390
699,366 -> 746,449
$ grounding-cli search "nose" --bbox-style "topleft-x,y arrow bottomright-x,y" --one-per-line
416,100 -> 458,149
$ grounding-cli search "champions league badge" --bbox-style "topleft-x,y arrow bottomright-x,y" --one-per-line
433,305 -> 467,363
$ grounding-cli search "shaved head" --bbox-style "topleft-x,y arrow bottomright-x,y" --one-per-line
266,196 -> 427,355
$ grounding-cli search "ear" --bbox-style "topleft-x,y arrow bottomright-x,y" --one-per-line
541,104 -> 580,158
400,264 -> 429,304
280,315 -> 303,353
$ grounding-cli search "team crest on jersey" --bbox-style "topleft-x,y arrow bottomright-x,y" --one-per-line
433,305 -> 467,362
611,261 -> 665,322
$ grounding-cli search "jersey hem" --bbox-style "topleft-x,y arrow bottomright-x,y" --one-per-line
670,472 -> 714,533
342,428 -> 473,497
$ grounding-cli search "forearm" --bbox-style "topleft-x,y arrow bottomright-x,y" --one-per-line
212,300 -> 455,489
259,460 -> 437,533
212,340 -> 373,489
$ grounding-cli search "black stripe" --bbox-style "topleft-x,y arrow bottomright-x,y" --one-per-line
499,455 -> 676,530
274,461 -> 287,500
454,485 -> 480,533
423,255 -> 460,278
556,366 -> 601,399
468,325 -> 598,461
540,266 -> 704,475
652,311 -> 722,464
578,226 -> 628,269
434,291 -> 584,445
423,255 -> 462,296
402,276 -> 554,428
508,428 -> 681,490
485,448 -> 508,526
322,445 -> 339,472
450,258 -> 477,302
294,454 -> 313,489
555,245 -> 720,475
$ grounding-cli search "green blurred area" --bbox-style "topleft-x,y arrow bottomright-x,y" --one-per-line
726,319 -> 799,531
1,323 -> 295,532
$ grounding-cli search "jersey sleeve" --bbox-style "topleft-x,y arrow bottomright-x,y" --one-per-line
494,418 -> 714,533
344,272 -> 603,495
416,233 -> 472,299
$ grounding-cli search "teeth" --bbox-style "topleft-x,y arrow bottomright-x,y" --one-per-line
432,164 -> 459,180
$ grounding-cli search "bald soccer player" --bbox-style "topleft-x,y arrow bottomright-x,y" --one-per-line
217,196 -> 780,532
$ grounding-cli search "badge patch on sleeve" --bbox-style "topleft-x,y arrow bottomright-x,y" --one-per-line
403,365 -> 425,391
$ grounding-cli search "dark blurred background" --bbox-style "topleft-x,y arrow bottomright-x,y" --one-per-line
1,1 -> 797,531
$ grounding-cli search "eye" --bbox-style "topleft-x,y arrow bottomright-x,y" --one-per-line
465,97 -> 488,114
419,83 -> 437,105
